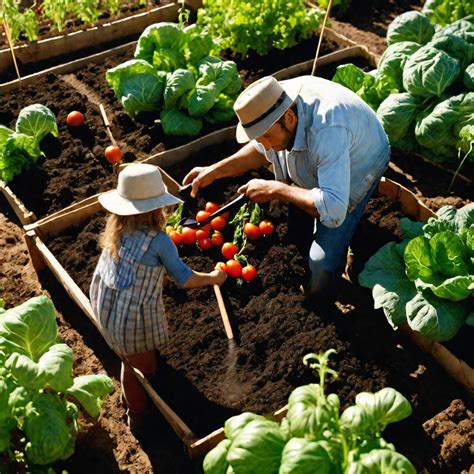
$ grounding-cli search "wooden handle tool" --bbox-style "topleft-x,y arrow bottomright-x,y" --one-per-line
213,285 -> 234,340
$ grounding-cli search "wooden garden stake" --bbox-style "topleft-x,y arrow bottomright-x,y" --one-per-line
99,103 -> 122,174
311,0 -> 334,76
2,17 -> 21,81
213,285 -> 234,340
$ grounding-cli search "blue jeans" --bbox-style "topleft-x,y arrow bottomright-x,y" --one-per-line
305,175 -> 383,296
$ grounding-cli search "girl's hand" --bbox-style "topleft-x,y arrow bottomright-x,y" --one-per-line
212,266 -> 227,286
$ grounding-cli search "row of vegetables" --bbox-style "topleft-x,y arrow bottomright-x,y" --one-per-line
333,10 -> 473,164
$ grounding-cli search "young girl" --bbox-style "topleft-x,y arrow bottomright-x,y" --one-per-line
90,163 -> 226,433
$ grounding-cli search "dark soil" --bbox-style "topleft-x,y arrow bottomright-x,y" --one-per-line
46,141 -> 473,473
0,42 -> 370,221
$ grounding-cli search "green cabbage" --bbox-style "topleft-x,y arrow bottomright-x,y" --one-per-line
376,93 -> 422,151
415,92 -> 474,159
15,104 -> 58,142
428,34 -> 474,70
106,59 -> 166,118
160,109 -> 202,136
403,45 -> 460,97
163,69 -> 196,110
386,11 -> 435,46
376,41 -> 421,94
360,204 -> 474,341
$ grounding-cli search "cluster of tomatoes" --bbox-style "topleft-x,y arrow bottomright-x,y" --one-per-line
66,110 -> 122,164
166,201 -> 275,282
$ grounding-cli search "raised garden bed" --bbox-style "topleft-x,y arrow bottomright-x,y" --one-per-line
23,138 -> 473,472
0,2 -> 179,79
0,38 -> 372,224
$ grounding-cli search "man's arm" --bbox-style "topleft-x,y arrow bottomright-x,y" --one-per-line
183,141 -> 269,196
238,179 -> 320,218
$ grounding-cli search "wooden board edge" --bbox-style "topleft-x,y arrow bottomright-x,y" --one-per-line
0,182 -> 36,225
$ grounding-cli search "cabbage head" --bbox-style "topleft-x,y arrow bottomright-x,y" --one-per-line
415,92 -> 474,160
431,14 -> 474,43
376,93 -> 422,152
387,11 -> 435,46
106,59 -> 166,118
376,41 -> 421,94
134,22 -> 185,71
160,109 -> 202,136
403,45 -> 460,97
428,34 -> 474,71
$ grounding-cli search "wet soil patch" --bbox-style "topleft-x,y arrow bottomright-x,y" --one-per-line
46,142 -> 473,472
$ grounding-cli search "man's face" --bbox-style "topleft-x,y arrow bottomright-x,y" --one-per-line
255,115 -> 294,152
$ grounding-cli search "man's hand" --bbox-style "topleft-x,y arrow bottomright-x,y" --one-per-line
238,179 -> 282,203
183,166 -> 216,197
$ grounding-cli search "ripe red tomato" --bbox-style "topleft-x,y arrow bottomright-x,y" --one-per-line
244,223 -> 261,240
197,237 -> 212,250
259,220 -> 275,236
226,259 -> 242,278
181,227 -> 196,245
211,215 -> 226,230
196,227 -> 210,240
66,111 -> 84,127
196,210 -> 211,223
242,264 -> 258,282
211,231 -> 225,247
222,242 -> 238,260
169,230 -> 182,246
216,262 -> 227,273
221,211 -> 231,220
205,202 -> 220,214
104,145 -> 123,165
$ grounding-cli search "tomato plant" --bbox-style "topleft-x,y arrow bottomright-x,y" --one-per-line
211,231 -> 225,247
211,215 -> 226,231
226,259 -> 242,278
66,111 -> 84,127
205,202 -> 220,214
242,264 -> 258,282
259,220 -> 275,236
244,223 -> 261,240
104,145 -> 122,165
197,237 -> 212,250
222,242 -> 238,260
181,227 -> 197,245
169,230 -> 182,246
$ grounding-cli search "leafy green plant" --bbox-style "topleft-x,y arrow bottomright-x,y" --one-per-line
333,12 -> 474,164
107,22 -> 241,136
203,350 -> 415,473
422,0 -> 474,27
195,0 -> 324,57
0,295 -> 114,470
0,0 -> 38,42
0,104 -> 58,183
359,203 -> 474,341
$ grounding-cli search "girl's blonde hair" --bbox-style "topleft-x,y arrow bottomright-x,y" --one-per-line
100,206 -> 172,259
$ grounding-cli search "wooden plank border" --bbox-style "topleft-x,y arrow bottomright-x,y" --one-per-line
0,3 -> 180,76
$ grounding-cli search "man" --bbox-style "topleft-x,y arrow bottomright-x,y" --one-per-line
183,75 -> 390,297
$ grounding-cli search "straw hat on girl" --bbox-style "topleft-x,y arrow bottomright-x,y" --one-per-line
99,163 -> 182,216
234,76 -> 302,143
